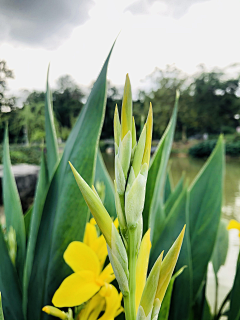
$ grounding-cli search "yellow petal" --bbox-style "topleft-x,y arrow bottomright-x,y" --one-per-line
227,219 -> 240,231
42,306 -> 67,319
121,74 -> 132,140
77,292 -> 105,320
98,284 -> 123,320
52,271 -> 100,307
91,235 -> 108,267
142,103 -> 153,166
64,241 -> 101,275
135,229 -> 151,311
114,218 -> 119,229
99,263 -> 115,284
83,222 -> 98,247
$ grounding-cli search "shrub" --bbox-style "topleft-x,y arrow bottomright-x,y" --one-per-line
0,145 -> 42,165
189,139 -> 240,157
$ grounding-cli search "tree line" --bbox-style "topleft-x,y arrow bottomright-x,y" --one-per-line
1,60 -> 240,144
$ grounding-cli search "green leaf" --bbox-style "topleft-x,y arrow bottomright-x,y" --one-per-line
143,94 -> 178,237
94,149 -> 116,218
191,281 -> 212,320
164,170 -> 173,203
24,206 -> 33,242
0,227 -> 23,320
229,251 -> 240,320
27,44 -> 115,320
0,293 -> 4,320
189,136 -> 224,300
164,174 -> 184,217
23,152 -> 49,318
45,65 -> 59,178
3,126 -> 26,281
158,267 -> 186,320
211,219 -> 229,275
150,188 -> 192,320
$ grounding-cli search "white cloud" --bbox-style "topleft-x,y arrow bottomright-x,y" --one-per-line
0,0 -> 240,98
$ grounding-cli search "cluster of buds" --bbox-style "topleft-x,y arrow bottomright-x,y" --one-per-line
114,74 -> 152,251
70,74 -> 184,320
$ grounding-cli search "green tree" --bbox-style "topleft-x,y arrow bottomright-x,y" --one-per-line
0,60 -> 21,143
192,67 -> 240,134
101,83 -> 122,140
53,75 -> 84,133
140,65 -> 191,140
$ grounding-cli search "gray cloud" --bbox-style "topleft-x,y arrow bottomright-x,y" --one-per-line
0,0 -> 94,49
126,0 -> 210,18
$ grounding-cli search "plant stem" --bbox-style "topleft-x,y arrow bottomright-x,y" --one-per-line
214,273 -> 219,317
127,227 -> 137,320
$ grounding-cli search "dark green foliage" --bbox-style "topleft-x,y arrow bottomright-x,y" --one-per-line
189,140 -> 217,157
0,145 -> 42,164
189,139 -> 240,157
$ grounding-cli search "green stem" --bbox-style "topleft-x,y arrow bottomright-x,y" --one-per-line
214,273 -> 219,317
125,227 -> 137,320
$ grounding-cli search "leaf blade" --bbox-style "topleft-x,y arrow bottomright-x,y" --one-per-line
189,136 -> 225,299
45,66 -> 59,177
3,126 -> 25,281
27,44 -> 115,320
143,94 -> 178,237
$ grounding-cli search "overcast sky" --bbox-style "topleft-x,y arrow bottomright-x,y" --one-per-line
1,0 -> 240,99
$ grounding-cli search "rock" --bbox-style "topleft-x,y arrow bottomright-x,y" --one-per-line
0,164 -> 40,212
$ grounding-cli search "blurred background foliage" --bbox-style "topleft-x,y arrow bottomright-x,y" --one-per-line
1,60 -> 240,156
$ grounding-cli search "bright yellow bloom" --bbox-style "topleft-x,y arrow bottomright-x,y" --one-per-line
52,221 -> 115,308
227,219 -> 240,237
77,284 -> 123,320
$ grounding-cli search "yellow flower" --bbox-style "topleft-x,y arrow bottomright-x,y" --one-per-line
52,221 -> 115,308
227,219 -> 240,237
77,284 -> 123,320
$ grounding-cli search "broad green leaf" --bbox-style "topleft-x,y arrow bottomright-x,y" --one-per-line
23,152 -> 49,318
158,267 -> 186,320
3,126 -> 25,281
211,219 -> 229,275
189,136 -> 224,300
0,227 -> 23,320
0,293 -> 4,320
164,174 -> 184,217
45,66 -> 59,177
229,251 -> 240,320
164,170 -> 173,203
150,188 -> 192,320
94,150 -> 116,218
27,44 -> 115,320
143,93 -> 178,237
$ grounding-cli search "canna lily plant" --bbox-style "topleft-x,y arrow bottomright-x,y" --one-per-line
68,75 -> 185,320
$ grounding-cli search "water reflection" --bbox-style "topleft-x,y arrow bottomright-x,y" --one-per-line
170,155 -> 240,220
102,153 -> 240,220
